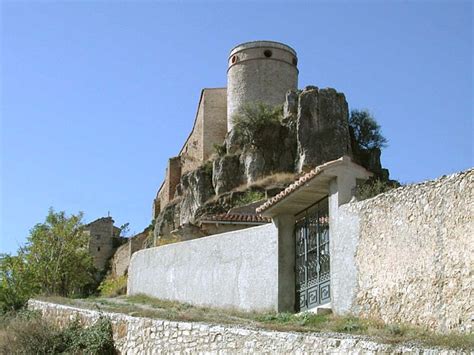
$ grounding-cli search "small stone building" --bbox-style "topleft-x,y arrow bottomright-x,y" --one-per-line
84,217 -> 123,272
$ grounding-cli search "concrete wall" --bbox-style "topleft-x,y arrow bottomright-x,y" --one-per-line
128,224 -> 279,312
332,169 -> 473,333
29,300 -> 450,354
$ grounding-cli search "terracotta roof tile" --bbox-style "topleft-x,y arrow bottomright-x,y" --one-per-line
201,213 -> 271,224
256,157 -> 347,214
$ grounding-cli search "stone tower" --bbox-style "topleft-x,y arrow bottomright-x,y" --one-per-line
226,41 -> 299,131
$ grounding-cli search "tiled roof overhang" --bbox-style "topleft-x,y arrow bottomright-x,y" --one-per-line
256,156 -> 372,218
200,213 -> 271,225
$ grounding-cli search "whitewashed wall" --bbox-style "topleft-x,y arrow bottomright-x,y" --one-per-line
128,223 -> 279,312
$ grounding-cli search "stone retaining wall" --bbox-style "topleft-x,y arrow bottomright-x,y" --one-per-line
29,300 -> 458,354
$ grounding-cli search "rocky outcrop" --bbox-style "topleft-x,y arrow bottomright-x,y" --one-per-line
154,200 -> 181,241
295,86 -> 352,172
179,164 -> 215,225
153,85 -> 390,243
213,154 -> 243,195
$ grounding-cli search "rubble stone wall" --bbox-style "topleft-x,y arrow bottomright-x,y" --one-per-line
28,300 -> 450,354
336,169 -> 473,333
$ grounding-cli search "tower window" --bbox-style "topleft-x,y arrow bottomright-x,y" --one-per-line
264,50 -> 272,58
293,57 -> 298,66
231,55 -> 238,64
97,247 -> 101,252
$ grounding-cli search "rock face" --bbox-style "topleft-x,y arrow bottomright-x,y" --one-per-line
212,154 -> 243,195
179,165 -> 215,225
154,200 -> 181,241
295,87 -> 352,172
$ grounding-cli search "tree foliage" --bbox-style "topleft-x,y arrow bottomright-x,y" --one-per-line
349,109 -> 388,151
0,209 -> 97,312
232,102 -> 283,148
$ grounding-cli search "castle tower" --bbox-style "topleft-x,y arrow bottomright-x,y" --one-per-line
227,41 -> 299,131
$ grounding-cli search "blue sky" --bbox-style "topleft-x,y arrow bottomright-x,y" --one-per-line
1,1 -> 472,254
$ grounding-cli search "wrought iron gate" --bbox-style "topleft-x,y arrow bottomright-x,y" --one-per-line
295,197 -> 330,311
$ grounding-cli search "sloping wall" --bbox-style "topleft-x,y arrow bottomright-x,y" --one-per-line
128,223 -> 278,312
332,168 -> 473,333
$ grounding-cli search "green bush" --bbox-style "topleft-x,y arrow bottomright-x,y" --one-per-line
98,275 -> 127,297
355,179 -> 398,201
232,102 -> 283,148
235,190 -> 265,206
213,143 -> 227,157
0,310 -> 116,354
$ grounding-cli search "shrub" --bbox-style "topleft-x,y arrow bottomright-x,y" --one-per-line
235,190 -> 266,206
232,103 -> 283,148
98,275 -> 127,297
0,310 -> 116,354
213,143 -> 227,157
355,179 -> 398,201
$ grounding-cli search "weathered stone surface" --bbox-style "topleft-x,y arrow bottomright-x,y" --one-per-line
212,154 -> 243,195
154,200 -> 181,241
335,169 -> 474,333
179,164 -> 215,225
238,123 -> 296,184
296,86 -> 352,172
29,300 -> 459,354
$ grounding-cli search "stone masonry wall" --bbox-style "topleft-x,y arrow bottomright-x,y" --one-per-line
29,300 -> 459,354
336,169 -> 473,333
85,217 -> 115,272
154,88 -> 227,215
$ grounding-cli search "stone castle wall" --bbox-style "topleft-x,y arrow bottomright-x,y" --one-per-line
28,300 -> 452,354
111,229 -> 149,277
153,88 -> 226,217
333,169 -> 473,333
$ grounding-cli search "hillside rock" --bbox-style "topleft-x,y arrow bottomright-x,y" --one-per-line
154,200 -> 181,241
296,87 -> 352,172
179,164 -> 215,225
213,154 -> 243,195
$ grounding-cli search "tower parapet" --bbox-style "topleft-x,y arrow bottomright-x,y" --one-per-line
226,41 -> 299,131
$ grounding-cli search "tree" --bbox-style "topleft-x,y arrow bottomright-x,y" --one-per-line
0,209 -> 97,311
0,252 -> 35,312
349,109 -> 388,151
24,209 -> 96,296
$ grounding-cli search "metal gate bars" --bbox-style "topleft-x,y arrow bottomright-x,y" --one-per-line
295,197 -> 330,312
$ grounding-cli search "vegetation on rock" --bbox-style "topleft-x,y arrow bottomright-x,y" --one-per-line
355,178 -> 400,201
232,103 -> 283,149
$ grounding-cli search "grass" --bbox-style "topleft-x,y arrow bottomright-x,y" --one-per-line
36,295 -> 474,351
234,172 -> 297,193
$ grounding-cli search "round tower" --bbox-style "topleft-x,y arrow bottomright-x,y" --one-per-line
227,40 -> 298,131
